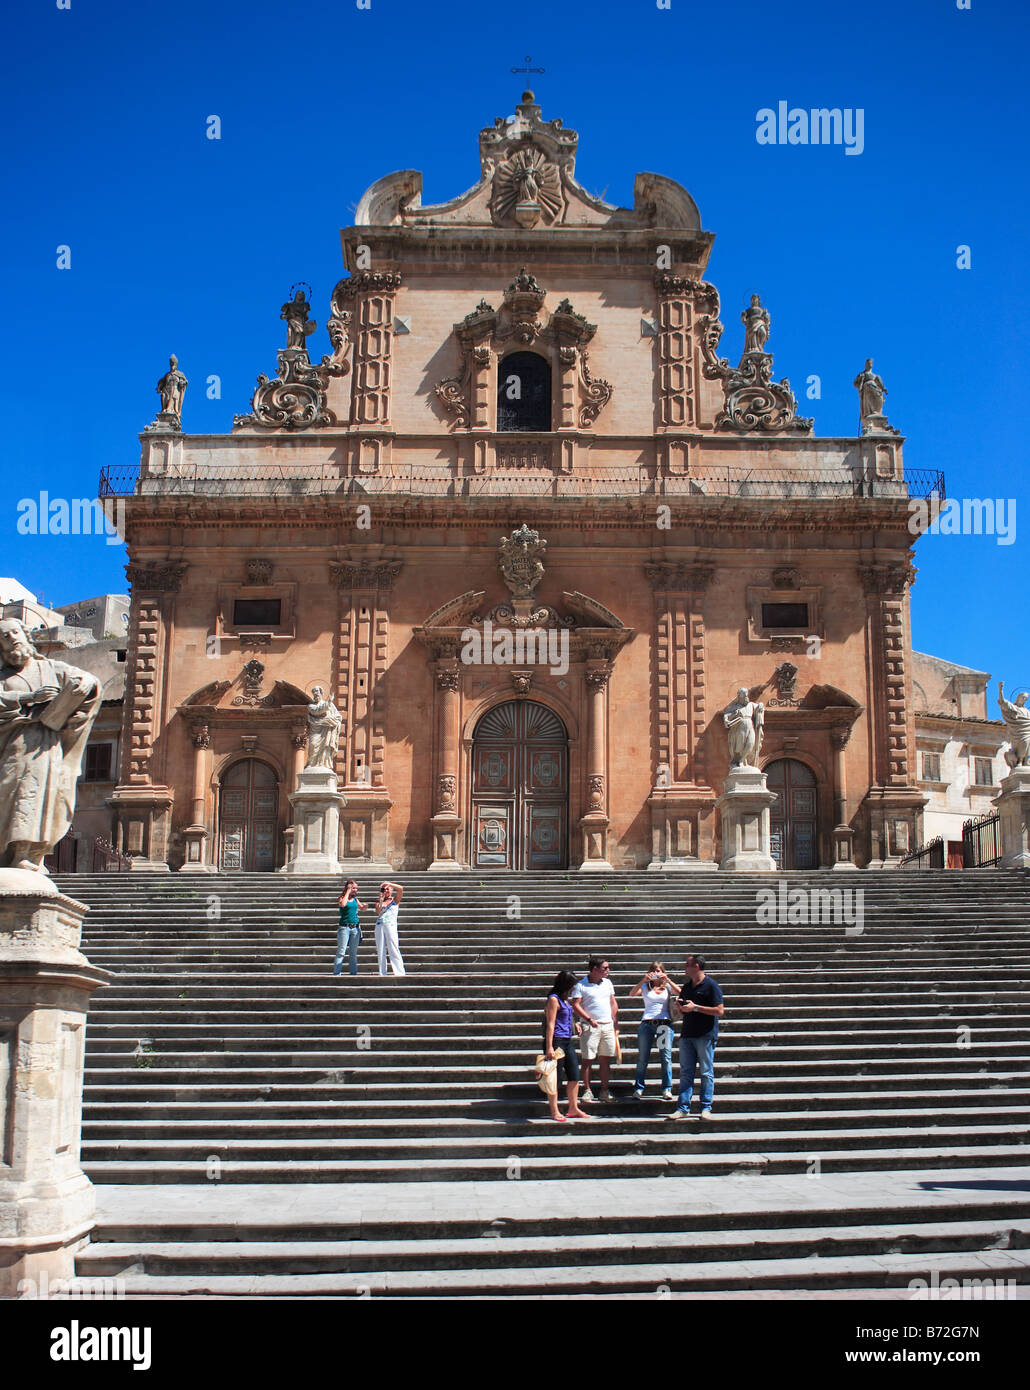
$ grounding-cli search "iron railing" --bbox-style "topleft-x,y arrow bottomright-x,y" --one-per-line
899,836 -> 945,870
45,834 -> 133,873
962,812 -> 1002,868
100,460 -> 947,503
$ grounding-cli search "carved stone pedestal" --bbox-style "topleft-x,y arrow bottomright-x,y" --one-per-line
831,824 -> 859,870
0,870 -> 111,1298
279,767 -> 344,876
429,813 -> 465,872
578,812 -> 614,872
994,767 -> 1030,870
716,766 -> 778,872
179,824 -> 218,873
646,790 -> 718,871
337,791 -> 393,874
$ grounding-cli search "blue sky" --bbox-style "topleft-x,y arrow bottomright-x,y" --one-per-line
2,0 -> 1027,687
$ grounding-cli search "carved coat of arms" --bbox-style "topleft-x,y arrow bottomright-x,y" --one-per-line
499,524 -> 547,598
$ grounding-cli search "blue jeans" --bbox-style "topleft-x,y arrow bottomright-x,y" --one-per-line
333,924 -> 361,975
678,1033 -> 716,1111
635,1020 -> 674,1091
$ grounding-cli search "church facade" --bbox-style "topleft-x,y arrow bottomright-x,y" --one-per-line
104,93 -> 940,874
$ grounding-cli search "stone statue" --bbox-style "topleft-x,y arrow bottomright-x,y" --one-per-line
157,355 -> 188,417
998,681 -> 1030,769
305,685 -> 342,769
741,294 -> 770,355
282,290 -> 316,351
723,686 -> 765,768
854,358 -> 887,422
0,618 -> 102,871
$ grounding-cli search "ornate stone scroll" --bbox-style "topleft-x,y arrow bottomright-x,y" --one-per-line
499,524 -> 547,598
696,287 -> 812,434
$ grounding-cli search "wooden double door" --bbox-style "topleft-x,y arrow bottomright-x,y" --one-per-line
218,758 -> 279,870
471,701 -> 568,869
767,758 -> 819,869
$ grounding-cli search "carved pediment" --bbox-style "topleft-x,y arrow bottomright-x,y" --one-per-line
802,684 -> 863,711
561,591 -> 625,629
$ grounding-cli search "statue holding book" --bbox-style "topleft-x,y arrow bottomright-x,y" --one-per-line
0,618 -> 102,872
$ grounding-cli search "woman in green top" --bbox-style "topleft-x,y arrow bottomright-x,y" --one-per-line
334,879 -> 368,976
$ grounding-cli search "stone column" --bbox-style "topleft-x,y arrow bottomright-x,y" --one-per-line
0,872 -> 111,1298
336,271 -> 401,427
180,722 -> 217,873
579,661 -> 614,871
429,657 -> 464,871
994,767 -> 1030,869
110,562 -> 185,870
830,721 -> 858,869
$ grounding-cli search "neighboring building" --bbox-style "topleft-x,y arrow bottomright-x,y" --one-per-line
0,578 -> 65,632
912,651 -> 1009,866
55,593 -> 130,642
102,92 -> 953,874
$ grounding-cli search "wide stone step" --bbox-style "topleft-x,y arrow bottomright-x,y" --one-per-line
63,1246 -> 1030,1296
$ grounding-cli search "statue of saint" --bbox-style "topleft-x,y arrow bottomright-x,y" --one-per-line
281,290 -> 316,351
998,681 -> 1030,769
854,358 -> 887,421
157,355 -> 188,416
0,618 -> 102,871
305,685 -> 342,769
723,686 -> 765,768
741,294 -> 770,354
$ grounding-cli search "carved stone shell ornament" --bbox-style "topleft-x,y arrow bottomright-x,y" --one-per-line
491,148 -> 563,227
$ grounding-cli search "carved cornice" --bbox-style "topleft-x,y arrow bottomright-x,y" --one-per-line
645,562 -> 715,593
334,271 -> 403,299
126,562 -> 188,593
859,562 -> 917,596
330,560 -> 403,592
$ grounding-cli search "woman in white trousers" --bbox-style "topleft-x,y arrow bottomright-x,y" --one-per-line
375,881 -> 406,976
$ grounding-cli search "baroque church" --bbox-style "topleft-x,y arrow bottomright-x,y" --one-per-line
105,92 -> 939,874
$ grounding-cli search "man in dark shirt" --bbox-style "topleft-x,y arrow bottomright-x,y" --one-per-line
667,953 -> 724,1120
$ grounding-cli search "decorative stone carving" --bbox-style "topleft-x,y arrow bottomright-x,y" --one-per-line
437,773 -> 457,809
771,566 -> 801,589
585,667 -> 611,690
499,524 -> 547,598
306,686 -> 343,769
435,360 -> 470,428
231,659 -> 275,708
0,619 -> 103,870
246,558 -> 273,585
723,686 -> 765,768
511,670 -> 533,695
579,354 -> 613,427
697,290 -> 812,434
998,682 -> 1030,768
491,147 -> 563,228
830,721 -> 852,751
334,271 -> 403,300
645,563 -> 715,592
588,773 -> 605,808
125,563 -> 188,593
770,637 -> 805,654
854,358 -> 898,435
502,268 -> 547,344
329,560 -> 403,592
859,563 -> 916,596
772,662 -> 799,701
290,724 -> 308,751
281,288 -> 316,350
436,666 -> 461,692
190,722 -> 211,749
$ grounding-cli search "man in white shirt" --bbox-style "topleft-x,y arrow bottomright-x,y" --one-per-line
570,957 -> 618,1103
375,880 -> 406,976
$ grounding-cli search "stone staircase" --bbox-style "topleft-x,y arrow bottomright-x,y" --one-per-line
57,869 -> 1030,1297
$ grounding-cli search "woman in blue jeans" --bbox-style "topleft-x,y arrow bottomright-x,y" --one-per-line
333,879 -> 368,976
629,960 -> 679,1099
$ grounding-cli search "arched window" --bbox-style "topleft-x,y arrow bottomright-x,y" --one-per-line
497,352 -> 551,432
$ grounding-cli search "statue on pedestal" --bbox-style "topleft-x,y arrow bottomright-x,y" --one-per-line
0,619 -> 102,871
723,686 -> 765,768
281,290 -> 316,351
305,685 -> 342,769
741,294 -> 770,355
157,355 -> 188,417
854,358 -> 891,431
998,681 -> 1030,769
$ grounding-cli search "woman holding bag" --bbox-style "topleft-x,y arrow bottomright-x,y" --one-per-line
542,970 -> 589,1122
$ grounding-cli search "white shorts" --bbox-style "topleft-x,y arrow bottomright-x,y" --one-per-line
580,1021 -> 616,1059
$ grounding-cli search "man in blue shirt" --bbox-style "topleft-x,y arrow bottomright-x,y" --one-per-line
667,953 -> 724,1120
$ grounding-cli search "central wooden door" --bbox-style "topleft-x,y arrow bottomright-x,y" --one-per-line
218,759 -> 279,870
767,758 -> 819,869
471,701 -> 568,869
